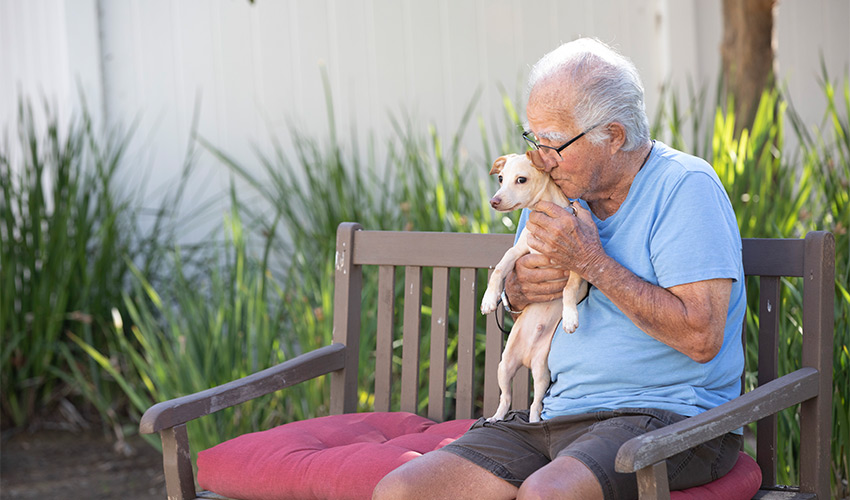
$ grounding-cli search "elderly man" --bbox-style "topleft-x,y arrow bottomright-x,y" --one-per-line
373,38 -> 745,500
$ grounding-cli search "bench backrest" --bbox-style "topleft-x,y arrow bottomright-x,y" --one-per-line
329,222 -> 833,495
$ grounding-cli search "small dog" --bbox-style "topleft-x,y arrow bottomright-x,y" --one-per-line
481,153 -> 588,423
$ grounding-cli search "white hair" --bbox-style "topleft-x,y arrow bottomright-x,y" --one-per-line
527,38 -> 650,151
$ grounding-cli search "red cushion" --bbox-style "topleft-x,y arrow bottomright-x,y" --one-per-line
671,451 -> 762,500
197,412 -> 475,500
198,412 -> 762,500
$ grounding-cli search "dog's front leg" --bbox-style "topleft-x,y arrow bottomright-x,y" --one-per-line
560,271 -> 587,333
481,234 -> 530,314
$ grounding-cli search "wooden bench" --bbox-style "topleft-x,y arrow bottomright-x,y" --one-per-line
140,223 -> 834,500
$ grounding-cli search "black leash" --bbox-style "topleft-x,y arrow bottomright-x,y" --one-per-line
494,297 -> 513,335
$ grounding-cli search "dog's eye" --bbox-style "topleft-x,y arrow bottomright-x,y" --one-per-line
498,175 -> 503,184
516,177 -> 527,184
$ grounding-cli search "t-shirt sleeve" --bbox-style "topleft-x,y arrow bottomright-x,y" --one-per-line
649,171 -> 743,288
515,208 -> 530,245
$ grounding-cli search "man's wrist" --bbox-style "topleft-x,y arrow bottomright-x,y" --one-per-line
578,252 -> 611,286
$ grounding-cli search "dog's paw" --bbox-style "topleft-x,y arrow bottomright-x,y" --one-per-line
528,405 -> 543,423
480,293 -> 499,315
486,413 -> 506,423
561,308 -> 579,334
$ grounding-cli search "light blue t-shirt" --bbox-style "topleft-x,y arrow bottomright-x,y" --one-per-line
515,141 -> 745,420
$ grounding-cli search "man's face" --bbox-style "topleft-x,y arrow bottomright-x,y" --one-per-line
525,94 -> 601,201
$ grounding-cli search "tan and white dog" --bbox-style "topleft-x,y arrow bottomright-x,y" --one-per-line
481,153 -> 588,423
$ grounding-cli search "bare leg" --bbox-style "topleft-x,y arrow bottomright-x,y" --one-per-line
373,450 -> 517,500
518,456 -> 603,500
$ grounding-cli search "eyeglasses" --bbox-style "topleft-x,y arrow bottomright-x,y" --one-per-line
522,124 -> 600,159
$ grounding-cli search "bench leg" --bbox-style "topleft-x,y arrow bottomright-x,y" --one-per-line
161,424 -> 196,500
636,461 -> 670,500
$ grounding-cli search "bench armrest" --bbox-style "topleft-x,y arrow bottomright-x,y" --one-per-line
139,343 -> 347,434
615,367 -> 820,473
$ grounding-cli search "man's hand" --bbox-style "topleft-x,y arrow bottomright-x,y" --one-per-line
503,201 -> 600,312
504,253 -> 568,311
524,201 -> 606,279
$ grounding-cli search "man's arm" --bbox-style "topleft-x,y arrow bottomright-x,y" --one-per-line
580,259 -> 731,363
520,201 -> 732,363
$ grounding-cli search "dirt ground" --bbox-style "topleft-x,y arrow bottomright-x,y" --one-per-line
1,429 -> 166,499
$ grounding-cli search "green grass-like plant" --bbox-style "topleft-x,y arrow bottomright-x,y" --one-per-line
1,101 -> 142,428
70,199 -> 328,451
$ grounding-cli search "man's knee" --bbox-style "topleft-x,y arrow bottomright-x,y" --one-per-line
372,468 -> 411,500
517,478 -> 562,500
372,454 -> 444,500
518,476 -> 602,500
517,456 -> 604,500
373,449 -> 519,500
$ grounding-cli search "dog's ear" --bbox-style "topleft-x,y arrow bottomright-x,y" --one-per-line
490,156 -> 508,175
525,150 -> 547,171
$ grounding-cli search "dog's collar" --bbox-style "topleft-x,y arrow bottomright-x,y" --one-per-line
500,288 -> 522,315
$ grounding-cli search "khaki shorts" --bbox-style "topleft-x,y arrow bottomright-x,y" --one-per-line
441,408 -> 742,500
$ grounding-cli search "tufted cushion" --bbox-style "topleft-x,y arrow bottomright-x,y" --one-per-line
198,412 -> 762,500
197,412 -> 475,500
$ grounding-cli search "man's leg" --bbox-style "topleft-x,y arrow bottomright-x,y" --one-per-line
518,456 -> 603,500
372,449 -> 518,500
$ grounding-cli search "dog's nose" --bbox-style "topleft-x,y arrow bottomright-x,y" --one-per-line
490,197 -> 501,209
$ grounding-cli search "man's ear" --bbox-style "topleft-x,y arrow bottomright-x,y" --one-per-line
605,122 -> 627,154
490,155 -> 508,175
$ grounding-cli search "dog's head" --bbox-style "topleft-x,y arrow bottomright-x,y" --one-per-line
488,153 -> 553,212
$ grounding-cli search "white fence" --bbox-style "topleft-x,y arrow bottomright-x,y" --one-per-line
2,0 -> 848,241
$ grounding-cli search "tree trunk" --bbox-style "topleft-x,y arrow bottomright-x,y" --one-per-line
721,0 -> 778,132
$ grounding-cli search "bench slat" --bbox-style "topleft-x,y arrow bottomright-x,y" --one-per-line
483,277 -> 504,418
428,267 -> 450,421
742,238 -> 805,277
374,265 -> 396,413
757,275 -> 781,487
511,366 -> 530,411
401,266 -> 423,414
353,230 -> 512,268
456,268 -> 477,419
